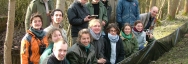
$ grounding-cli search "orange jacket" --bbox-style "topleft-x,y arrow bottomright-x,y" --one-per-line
20,30 -> 48,64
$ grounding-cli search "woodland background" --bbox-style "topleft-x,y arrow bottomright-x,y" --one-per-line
0,0 -> 188,64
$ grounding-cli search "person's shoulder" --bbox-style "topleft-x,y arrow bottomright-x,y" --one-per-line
140,13 -> 148,16
68,2 -> 77,9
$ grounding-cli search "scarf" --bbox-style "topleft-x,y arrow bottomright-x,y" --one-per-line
121,31 -> 132,40
108,33 -> 119,43
85,44 -> 91,52
89,28 -> 101,40
133,27 -> 143,33
30,27 -> 45,40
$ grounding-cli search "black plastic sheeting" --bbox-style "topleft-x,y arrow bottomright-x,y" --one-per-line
118,22 -> 188,64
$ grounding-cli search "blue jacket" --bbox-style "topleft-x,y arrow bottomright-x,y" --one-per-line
116,0 -> 140,26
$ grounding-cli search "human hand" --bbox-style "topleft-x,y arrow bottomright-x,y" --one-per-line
102,21 -> 106,26
97,58 -> 106,63
149,33 -> 153,39
84,15 -> 91,22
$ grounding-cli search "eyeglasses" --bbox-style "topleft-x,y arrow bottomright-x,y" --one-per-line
110,30 -> 117,32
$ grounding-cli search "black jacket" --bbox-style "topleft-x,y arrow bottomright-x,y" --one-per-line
42,53 -> 69,64
103,35 -> 125,64
67,1 -> 90,37
91,36 -> 105,59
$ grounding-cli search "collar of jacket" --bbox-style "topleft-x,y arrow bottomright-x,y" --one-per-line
75,0 -> 84,7
50,23 -> 63,28
77,42 -> 92,52
88,1 -> 104,7
120,32 -> 135,40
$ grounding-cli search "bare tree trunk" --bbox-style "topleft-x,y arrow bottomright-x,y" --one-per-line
56,0 -> 65,11
4,0 -> 15,64
157,0 -> 166,19
145,0 -> 150,12
176,0 -> 183,14
167,0 -> 179,20
184,0 -> 188,15
149,0 -> 156,10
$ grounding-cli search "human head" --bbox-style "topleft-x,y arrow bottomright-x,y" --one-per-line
106,23 -> 120,35
51,9 -> 63,24
88,19 -> 102,34
30,13 -> 43,30
134,20 -> 144,31
46,28 -> 63,42
122,23 -> 132,35
150,6 -> 158,17
78,0 -> 88,5
53,39 -> 68,61
77,29 -> 93,46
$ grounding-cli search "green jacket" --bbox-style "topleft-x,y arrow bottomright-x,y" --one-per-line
86,1 -> 108,23
66,43 -> 97,64
120,33 -> 139,57
25,0 -> 54,31
39,42 -> 53,64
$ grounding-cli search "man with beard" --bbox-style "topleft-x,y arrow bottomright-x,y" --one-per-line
116,0 -> 140,29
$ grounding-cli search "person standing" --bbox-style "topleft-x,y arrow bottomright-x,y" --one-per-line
101,0 -> 112,22
44,9 -> 67,41
86,0 -> 108,27
21,14 -> 48,64
116,0 -> 140,29
67,0 -> 91,45
140,6 -> 158,44
25,0 -> 54,32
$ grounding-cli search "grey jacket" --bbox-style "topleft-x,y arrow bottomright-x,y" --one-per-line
66,43 -> 97,64
44,24 -> 67,41
140,12 -> 156,33
91,36 -> 105,59
132,29 -> 146,48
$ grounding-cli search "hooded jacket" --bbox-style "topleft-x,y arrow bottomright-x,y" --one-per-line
21,30 -> 48,64
66,43 -> 97,64
25,0 -> 54,30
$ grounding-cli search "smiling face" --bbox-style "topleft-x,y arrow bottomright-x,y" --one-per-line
123,26 -> 131,35
51,30 -> 63,42
80,34 -> 91,46
31,17 -> 42,30
150,6 -> 158,17
51,11 -> 63,24
135,23 -> 143,31
53,41 -> 68,61
90,22 -> 101,34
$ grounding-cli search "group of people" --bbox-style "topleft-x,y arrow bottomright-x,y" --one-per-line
20,0 -> 159,64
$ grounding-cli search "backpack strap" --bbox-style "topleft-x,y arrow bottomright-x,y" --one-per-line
25,33 -> 33,64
